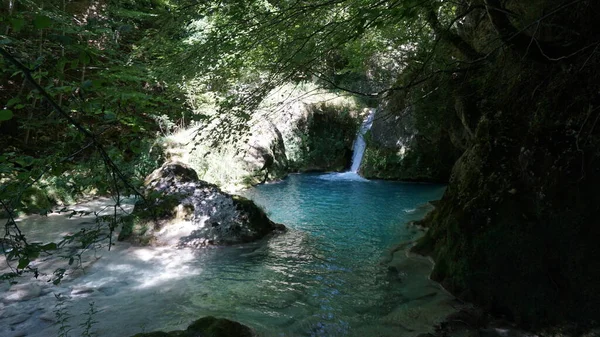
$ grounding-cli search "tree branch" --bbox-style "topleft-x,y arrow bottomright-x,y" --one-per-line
424,2 -> 482,60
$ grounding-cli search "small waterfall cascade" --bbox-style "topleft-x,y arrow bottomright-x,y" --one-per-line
350,108 -> 376,172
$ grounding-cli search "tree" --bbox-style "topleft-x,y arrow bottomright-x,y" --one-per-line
0,0 -> 186,280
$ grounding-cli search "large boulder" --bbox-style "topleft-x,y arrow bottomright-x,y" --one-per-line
131,316 -> 254,337
118,162 -> 284,247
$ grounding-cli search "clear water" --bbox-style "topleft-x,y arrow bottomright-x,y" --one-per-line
0,174 -> 452,337
235,173 -> 448,335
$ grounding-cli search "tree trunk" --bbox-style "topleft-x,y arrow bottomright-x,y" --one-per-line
424,2 -> 481,60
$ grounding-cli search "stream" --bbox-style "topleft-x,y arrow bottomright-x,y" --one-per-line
1,174 -> 460,337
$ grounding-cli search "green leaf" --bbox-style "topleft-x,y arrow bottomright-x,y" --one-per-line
103,112 -> 116,121
57,58 -> 68,72
0,109 -> 14,121
92,80 -> 103,88
15,156 -> 34,167
7,98 -> 20,107
33,15 -> 52,29
41,243 -> 58,251
26,249 -> 40,260
49,34 -> 73,45
130,140 -> 142,154
17,258 -> 30,270
80,52 -> 91,65
9,18 -> 25,32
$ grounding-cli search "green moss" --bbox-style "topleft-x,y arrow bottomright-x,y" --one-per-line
289,103 -> 360,172
361,132 -> 461,183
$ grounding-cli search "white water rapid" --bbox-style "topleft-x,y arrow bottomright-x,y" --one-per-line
350,108 -> 376,173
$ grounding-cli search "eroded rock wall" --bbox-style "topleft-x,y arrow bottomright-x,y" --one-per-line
361,91 -> 465,182
412,7 -> 600,331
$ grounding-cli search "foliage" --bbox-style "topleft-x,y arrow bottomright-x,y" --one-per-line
53,295 -> 99,337
154,0 -> 445,146
54,294 -> 73,337
80,301 -> 99,337
0,0 -> 181,279
167,82 -> 361,189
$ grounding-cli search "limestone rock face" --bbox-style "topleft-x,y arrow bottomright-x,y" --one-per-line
361,104 -> 464,183
118,162 -> 284,247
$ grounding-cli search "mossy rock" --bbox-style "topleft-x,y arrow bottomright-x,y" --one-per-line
361,133 -> 461,183
131,316 -> 254,337
187,316 -> 254,337
411,48 -> 600,331
232,195 -> 286,237
118,162 -> 285,247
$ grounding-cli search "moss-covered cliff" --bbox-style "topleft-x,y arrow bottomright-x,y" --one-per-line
411,1 -> 600,332
288,103 -> 361,172
360,50 -> 468,183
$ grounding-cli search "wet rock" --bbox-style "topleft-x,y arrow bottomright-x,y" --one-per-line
444,307 -> 487,329
131,316 -> 254,337
3,283 -> 42,303
118,162 -> 285,247
187,316 -> 254,337
362,104 -> 463,182
7,313 -> 30,325
39,310 -> 56,323
70,286 -> 95,296
98,286 -> 119,296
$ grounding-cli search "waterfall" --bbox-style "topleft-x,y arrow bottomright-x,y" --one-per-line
350,108 -> 376,172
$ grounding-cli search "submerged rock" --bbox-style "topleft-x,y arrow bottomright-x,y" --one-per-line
3,283 -> 42,303
118,162 -> 284,247
131,316 -> 254,337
